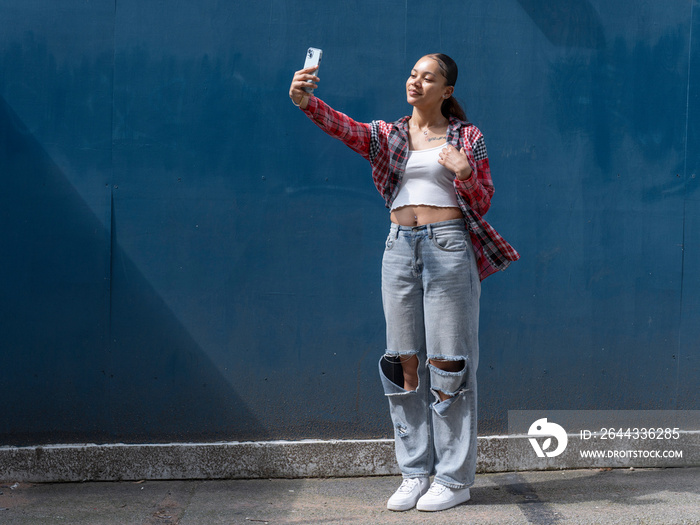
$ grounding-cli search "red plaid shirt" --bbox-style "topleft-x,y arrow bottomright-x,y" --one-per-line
302,96 -> 519,280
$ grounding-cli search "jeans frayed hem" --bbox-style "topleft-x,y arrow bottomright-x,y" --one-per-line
383,349 -> 419,358
433,477 -> 473,490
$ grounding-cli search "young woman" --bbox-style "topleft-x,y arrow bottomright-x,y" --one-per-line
289,53 -> 518,512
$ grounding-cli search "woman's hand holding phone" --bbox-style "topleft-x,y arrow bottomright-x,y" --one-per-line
290,48 -> 322,109
289,67 -> 320,109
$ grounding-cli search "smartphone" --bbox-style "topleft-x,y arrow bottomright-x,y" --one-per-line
302,47 -> 322,93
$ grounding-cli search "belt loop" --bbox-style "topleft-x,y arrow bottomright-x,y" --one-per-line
395,225 -> 399,239
427,223 -> 433,238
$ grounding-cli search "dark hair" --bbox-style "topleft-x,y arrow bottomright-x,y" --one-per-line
428,53 -> 467,121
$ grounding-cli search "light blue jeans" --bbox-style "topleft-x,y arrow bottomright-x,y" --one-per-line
379,218 -> 480,489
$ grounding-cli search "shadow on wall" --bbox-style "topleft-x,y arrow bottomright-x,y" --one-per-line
0,94 -> 264,445
518,0 -> 689,178
0,29 -> 389,445
516,0 -> 606,49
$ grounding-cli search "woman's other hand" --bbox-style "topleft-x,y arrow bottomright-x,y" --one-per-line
289,66 -> 319,109
438,145 -> 473,181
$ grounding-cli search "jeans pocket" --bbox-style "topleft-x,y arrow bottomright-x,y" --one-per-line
431,230 -> 468,252
385,233 -> 395,250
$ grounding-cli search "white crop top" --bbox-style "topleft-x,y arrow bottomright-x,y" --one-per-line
391,143 -> 459,211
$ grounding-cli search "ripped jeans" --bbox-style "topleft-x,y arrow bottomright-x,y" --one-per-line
379,219 -> 480,489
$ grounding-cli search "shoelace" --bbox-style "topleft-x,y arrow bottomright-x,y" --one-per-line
397,478 -> 421,493
426,483 -> 447,495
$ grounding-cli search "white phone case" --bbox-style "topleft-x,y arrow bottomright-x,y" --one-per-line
303,47 -> 322,93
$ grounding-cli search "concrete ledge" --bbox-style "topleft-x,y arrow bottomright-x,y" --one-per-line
2,432 -> 698,483
1,440 -> 399,482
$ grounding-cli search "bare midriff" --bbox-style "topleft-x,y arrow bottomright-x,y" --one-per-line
390,205 -> 463,227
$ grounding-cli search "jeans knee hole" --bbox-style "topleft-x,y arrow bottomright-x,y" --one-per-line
429,358 -> 466,373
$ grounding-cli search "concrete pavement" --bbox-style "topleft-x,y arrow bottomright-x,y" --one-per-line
2,467 -> 699,524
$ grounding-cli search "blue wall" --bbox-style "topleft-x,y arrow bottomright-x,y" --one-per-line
1,0 -> 698,445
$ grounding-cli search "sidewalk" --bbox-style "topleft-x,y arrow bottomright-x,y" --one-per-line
2,467 -> 699,524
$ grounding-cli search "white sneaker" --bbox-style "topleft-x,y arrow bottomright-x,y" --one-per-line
386,477 -> 430,511
416,482 -> 471,512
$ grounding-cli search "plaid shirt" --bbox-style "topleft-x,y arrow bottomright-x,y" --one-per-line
302,96 -> 519,280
